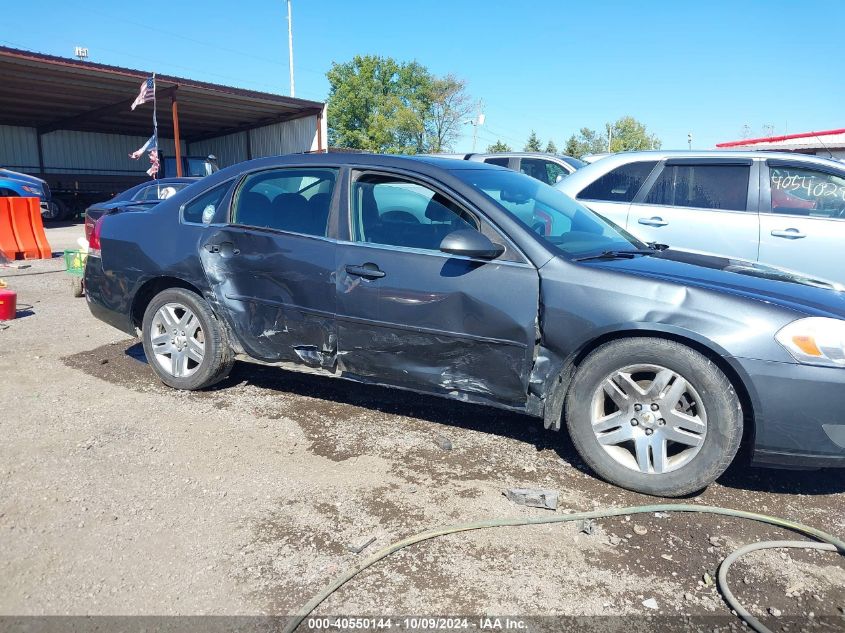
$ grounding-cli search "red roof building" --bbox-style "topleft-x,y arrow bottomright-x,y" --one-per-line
716,128 -> 845,159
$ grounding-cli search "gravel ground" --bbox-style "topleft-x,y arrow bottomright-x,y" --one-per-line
1,223 -> 843,631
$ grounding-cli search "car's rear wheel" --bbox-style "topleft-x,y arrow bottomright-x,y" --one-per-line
141,288 -> 233,390
564,338 -> 742,497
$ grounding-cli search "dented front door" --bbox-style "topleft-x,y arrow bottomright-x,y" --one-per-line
335,244 -> 539,405
335,171 -> 539,406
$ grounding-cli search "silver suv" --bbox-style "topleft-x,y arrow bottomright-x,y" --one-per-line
437,152 -> 586,186
556,150 -> 845,284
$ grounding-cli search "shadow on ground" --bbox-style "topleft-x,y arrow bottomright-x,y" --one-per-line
106,341 -> 845,498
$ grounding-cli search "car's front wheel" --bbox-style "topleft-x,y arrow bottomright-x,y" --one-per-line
564,338 -> 743,497
141,288 -> 234,390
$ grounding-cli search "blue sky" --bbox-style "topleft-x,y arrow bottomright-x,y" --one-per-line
3,0 -> 844,152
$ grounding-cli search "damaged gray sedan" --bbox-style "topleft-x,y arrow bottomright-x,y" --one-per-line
84,153 -> 845,496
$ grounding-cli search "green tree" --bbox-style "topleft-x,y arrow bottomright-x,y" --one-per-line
545,139 -> 557,154
486,140 -> 512,152
326,56 -> 475,154
607,116 -> 661,153
563,117 -> 661,158
564,127 -> 607,159
326,55 -> 434,154
524,130 -> 542,152
427,74 -> 475,153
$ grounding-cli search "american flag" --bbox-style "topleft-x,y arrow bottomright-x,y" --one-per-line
146,149 -> 160,177
131,77 -> 155,110
129,135 -> 159,178
129,134 -> 157,160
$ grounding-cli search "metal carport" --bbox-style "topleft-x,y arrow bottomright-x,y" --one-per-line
0,45 -> 326,214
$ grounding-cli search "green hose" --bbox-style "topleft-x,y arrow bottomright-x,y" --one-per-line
283,504 -> 845,633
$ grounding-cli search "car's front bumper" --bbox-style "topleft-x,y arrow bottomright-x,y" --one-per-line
730,356 -> 845,468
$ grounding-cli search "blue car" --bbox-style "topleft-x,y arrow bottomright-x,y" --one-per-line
0,168 -> 51,217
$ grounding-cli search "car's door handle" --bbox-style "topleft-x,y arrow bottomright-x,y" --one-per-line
638,216 -> 668,227
345,263 -> 385,279
770,228 -> 806,239
204,242 -> 240,255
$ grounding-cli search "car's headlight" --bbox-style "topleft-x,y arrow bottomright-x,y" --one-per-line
775,317 -> 845,367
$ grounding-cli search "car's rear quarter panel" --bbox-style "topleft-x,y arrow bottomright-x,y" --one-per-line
85,205 -> 212,334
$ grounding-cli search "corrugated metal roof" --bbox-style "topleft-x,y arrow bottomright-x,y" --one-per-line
0,45 -> 323,141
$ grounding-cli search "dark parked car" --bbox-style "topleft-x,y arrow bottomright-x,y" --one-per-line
83,177 -> 198,240
84,154 -> 845,496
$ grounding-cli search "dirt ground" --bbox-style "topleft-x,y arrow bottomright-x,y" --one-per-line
1,222 -> 844,631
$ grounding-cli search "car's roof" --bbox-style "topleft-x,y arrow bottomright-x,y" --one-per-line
557,149 -> 845,193
211,152 -> 508,179
471,151 -> 579,159
149,177 -> 201,184
579,149 -> 844,166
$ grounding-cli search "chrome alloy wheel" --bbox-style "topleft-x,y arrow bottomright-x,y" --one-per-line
589,364 -> 707,474
149,302 -> 205,378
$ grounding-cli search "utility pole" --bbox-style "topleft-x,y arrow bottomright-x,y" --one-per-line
688,132 -> 692,150
606,123 -> 613,152
467,100 -> 485,152
286,0 -> 295,97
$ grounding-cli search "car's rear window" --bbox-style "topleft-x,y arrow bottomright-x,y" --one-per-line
578,161 -> 657,202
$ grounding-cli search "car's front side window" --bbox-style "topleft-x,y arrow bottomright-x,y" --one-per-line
644,164 -> 750,211
767,165 -> 845,219
351,174 -> 478,251
521,158 -> 567,185
232,168 -> 337,237
455,168 -> 645,257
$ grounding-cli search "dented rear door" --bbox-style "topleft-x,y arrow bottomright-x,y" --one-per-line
199,167 -> 339,366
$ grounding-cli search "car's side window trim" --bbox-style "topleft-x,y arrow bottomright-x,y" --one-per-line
345,167 -> 530,265
226,165 -> 341,238
664,157 -> 753,166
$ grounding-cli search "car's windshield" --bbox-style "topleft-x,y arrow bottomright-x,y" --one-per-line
454,168 -> 645,257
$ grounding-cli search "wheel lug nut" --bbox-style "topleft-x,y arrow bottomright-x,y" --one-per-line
645,428 -> 654,436
634,404 -> 642,412
651,403 -> 659,411
630,419 -> 638,426
658,418 -> 665,426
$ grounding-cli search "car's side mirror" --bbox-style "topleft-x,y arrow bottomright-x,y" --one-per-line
439,229 -> 505,260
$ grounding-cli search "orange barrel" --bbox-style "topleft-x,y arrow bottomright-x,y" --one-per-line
0,287 -> 16,320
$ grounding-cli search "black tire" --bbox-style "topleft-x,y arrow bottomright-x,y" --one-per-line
564,338 -> 742,497
71,277 -> 84,298
141,287 -> 234,390
43,199 -> 67,222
